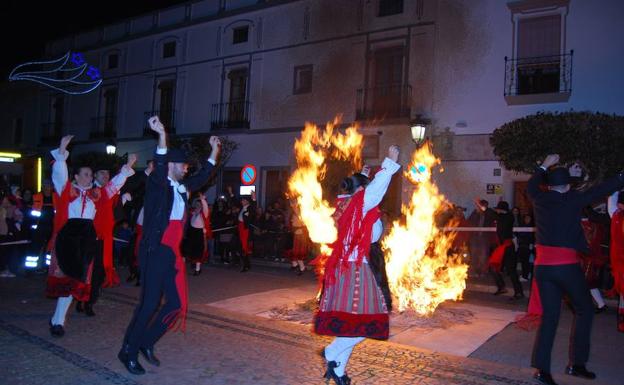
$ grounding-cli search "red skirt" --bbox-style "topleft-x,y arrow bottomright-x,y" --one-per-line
315,261 -> 389,339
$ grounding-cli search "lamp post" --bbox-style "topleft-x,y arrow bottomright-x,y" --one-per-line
410,114 -> 430,146
105,140 -> 116,155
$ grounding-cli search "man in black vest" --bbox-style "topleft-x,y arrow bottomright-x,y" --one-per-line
529,154 -> 624,385
118,116 -> 220,375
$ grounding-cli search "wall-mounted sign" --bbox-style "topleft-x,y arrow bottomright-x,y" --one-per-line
486,183 -> 503,195
240,164 -> 257,186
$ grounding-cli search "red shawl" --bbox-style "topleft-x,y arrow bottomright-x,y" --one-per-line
611,210 -> 624,294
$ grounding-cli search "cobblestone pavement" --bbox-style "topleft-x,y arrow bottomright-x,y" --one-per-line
0,274 -> 603,385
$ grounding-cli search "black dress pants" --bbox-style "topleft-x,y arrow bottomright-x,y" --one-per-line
490,245 -> 523,296
532,263 -> 594,373
123,244 -> 181,360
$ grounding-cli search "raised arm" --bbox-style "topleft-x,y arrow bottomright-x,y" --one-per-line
104,154 -> 137,198
147,116 -> 168,187
608,191 -> 619,218
527,154 -> 559,200
50,135 -> 73,195
578,174 -> 624,207
184,136 -> 221,192
363,145 -> 401,213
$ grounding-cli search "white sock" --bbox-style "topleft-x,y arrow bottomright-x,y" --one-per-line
297,260 -> 305,270
51,295 -> 73,326
195,262 -> 201,271
590,288 -> 606,308
324,337 -> 365,376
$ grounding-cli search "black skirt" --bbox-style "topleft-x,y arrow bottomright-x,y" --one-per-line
55,218 -> 97,281
183,226 -> 206,263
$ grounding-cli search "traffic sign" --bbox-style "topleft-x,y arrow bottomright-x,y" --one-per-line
240,164 -> 257,185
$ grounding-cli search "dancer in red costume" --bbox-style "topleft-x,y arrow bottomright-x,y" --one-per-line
77,156 -> 137,316
316,145 -> 400,385
607,191 -> 624,332
46,135 -> 135,336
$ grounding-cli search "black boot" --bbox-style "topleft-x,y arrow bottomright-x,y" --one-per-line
565,365 -> 596,379
84,303 -> 95,317
139,346 -> 161,367
534,370 -> 558,385
118,344 -> 146,375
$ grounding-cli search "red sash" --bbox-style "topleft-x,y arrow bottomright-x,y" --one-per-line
488,239 -> 513,272
160,220 -> 187,332
94,190 -> 120,287
611,210 -> 624,294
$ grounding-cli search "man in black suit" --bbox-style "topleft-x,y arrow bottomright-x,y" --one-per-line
118,116 -> 220,375
529,154 -> 624,385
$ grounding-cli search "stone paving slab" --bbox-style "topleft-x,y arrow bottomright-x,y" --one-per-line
1,274 -> 614,385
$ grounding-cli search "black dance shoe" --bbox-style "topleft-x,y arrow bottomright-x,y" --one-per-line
565,365 -> 596,379
320,349 -> 338,381
594,305 -> 607,314
534,370 -> 558,385
509,293 -> 525,301
117,346 -> 146,375
84,303 -> 95,317
493,288 -> 508,296
49,320 -> 65,338
139,347 -> 161,367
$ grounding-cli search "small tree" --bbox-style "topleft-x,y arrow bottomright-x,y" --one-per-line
490,111 -> 624,181
169,135 -> 239,189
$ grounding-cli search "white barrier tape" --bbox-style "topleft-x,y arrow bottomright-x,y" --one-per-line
442,227 -> 535,232
211,226 -> 237,233
0,240 -> 31,246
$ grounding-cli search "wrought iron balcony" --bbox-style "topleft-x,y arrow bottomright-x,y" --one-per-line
90,116 -> 117,139
504,51 -> 573,97
143,110 -> 176,135
356,84 -> 412,121
211,100 -> 251,130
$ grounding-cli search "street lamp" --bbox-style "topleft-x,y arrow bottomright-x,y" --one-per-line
410,114 -> 430,146
105,140 -> 116,155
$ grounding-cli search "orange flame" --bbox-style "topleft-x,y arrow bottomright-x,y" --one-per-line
288,119 -> 363,277
382,142 -> 468,315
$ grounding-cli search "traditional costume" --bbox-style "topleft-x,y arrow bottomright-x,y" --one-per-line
120,146 -> 216,375
607,191 -> 624,332
288,212 -> 309,275
526,166 -> 624,383
46,148 -> 132,335
316,157 -> 399,385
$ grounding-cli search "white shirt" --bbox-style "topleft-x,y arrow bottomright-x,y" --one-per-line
51,148 -> 134,220
155,147 -> 215,220
343,157 -> 401,262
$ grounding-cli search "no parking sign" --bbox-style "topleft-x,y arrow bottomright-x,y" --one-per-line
240,164 -> 257,186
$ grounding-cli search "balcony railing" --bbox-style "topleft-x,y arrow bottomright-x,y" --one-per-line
143,110 -> 176,135
504,51 -> 573,96
356,84 -> 412,121
90,116 -> 117,139
211,100 -> 251,130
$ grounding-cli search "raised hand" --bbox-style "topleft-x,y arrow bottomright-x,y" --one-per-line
148,116 -> 165,135
59,135 -> 74,154
388,145 -> 400,163
541,154 -> 560,169
126,153 -> 138,169
209,136 -> 221,150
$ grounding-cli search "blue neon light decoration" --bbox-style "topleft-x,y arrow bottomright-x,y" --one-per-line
9,51 -> 102,95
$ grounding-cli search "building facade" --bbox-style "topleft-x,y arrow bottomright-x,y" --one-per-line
1,0 -> 623,211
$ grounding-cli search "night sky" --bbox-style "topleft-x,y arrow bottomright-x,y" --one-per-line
0,0 -> 188,78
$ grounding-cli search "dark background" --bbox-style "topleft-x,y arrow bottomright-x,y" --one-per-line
0,0 -> 188,78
